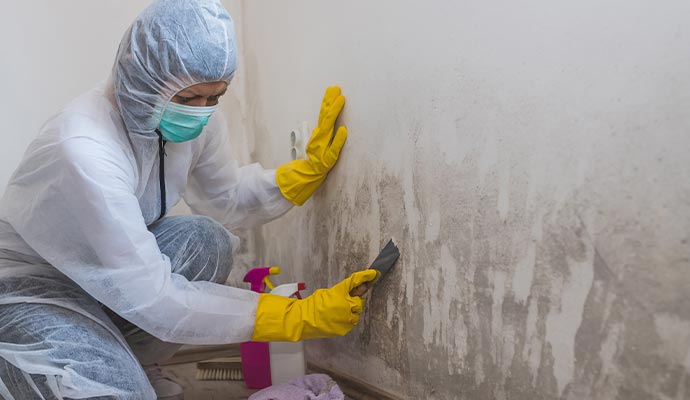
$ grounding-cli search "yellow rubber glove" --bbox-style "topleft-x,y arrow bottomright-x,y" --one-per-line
251,270 -> 379,342
276,86 -> 348,206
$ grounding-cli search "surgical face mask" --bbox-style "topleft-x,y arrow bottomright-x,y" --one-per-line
158,102 -> 218,143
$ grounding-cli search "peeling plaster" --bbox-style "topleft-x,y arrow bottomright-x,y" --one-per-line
512,241 -> 535,304
544,252 -> 595,395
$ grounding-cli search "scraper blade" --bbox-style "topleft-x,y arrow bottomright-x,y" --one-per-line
369,239 -> 400,276
350,239 -> 400,297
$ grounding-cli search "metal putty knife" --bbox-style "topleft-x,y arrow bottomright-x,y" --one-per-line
350,239 -> 400,297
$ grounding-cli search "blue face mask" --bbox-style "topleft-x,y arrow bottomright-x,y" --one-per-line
158,102 -> 218,143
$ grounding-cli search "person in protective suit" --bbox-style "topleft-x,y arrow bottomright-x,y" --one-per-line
0,0 -> 377,398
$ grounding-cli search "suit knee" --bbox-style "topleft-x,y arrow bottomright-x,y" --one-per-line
188,216 -> 234,283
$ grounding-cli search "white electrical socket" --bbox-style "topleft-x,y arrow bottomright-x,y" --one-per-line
290,121 -> 309,160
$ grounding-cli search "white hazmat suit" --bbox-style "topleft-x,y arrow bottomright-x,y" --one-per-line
0,0 -> 292,397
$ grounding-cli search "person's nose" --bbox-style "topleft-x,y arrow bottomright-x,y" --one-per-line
187,97 -> 209,107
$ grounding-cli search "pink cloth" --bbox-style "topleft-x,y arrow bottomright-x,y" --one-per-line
248,373 -> 344,400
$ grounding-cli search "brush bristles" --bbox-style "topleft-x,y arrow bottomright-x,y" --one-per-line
195,367 -> 243,381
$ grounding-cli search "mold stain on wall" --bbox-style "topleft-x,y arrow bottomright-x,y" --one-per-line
252,108 -> 690,399
232,2 -> 690,397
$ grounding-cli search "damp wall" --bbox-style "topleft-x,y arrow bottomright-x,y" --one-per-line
230,1 -> 690,399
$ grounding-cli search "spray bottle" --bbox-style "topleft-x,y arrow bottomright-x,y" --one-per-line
269,282 -> 307,384
240,266 -> 280,389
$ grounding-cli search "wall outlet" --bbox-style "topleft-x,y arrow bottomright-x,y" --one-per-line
290,121 -> 309,160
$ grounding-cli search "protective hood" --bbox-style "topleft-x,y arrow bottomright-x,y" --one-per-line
112,0 -> 237,138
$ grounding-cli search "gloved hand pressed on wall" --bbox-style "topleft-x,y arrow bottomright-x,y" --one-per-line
276,86 -> 348,206
251,270 -> 379,342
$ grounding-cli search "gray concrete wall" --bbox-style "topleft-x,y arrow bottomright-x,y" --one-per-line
224,0 -> 690,398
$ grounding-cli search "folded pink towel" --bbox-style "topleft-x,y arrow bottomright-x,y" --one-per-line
248,373 -> 344,400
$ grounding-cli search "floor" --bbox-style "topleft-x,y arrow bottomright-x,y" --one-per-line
161,362 -> 257,400
160,345 -> 360,399
161,361 -> 358,400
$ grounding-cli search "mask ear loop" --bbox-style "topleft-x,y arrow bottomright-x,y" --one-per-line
155,128 -> 167,221
153,89 -> 179,222
153,90 -> 176,222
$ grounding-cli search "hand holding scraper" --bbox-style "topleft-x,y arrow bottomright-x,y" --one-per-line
349,239 -> 400,297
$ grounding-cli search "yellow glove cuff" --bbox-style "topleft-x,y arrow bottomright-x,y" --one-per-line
276,160 -> 327,206
252,294 -> 300,342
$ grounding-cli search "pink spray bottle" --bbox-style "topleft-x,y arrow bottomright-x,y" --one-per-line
241,266 -> 280,389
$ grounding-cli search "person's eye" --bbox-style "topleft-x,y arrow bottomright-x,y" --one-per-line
178,97 -> 192,104
208,95 -> 220,104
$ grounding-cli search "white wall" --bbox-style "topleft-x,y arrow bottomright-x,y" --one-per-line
231,1 -> 690,399
0,1 -> 152,192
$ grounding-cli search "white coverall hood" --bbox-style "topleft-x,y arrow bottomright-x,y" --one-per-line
113,0 -> 237,138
